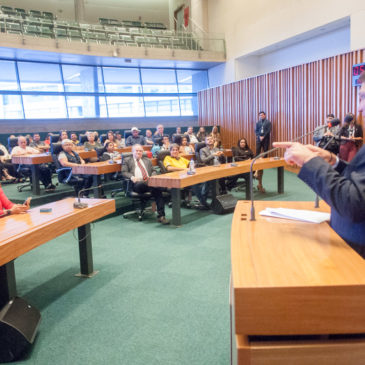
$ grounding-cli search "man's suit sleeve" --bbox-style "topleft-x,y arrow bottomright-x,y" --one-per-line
200,147 -> 214,164
121,158 -> 133,179
298,156 -> 365,222
264,121 -> 271,138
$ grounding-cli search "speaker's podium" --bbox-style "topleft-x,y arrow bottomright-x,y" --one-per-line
231,200 -> 365,365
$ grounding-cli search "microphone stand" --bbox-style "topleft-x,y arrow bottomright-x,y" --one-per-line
74,185 -> 103,209
249,125 -> 332,221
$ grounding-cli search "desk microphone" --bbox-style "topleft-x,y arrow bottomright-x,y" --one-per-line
73,185 -> 103,209
249,123 -> 336,221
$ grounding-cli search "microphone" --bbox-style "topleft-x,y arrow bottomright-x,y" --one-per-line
327,118 -> 341,128
249,124 -> 334,221
73,185 -> 103,209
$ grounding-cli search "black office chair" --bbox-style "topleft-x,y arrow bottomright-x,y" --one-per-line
195,142 -> 206,167
51,143 -> 85,196
99,134 -> 107,144
156,150 -> 170,173
114,153 -> 152,221
7,137 -> 18,153
49,133 -> 60,144
79,134 -> 88,145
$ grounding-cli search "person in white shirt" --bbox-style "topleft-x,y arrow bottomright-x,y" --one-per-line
11,136 -> 55,191
184,126 -> 199,144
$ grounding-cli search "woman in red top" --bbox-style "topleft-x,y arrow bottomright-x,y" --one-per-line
0,186 -> 31,217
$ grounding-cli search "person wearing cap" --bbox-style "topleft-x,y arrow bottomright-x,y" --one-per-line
273,70 -> 365,257
58,139 -> 93,197
126,127 -> 145,146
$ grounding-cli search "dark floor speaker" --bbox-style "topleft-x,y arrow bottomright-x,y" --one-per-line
211,194 -> 238,214
0,297 -> 41,363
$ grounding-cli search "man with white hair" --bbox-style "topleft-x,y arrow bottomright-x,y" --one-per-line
121,144 -> 169,224
11,135 -> 55,191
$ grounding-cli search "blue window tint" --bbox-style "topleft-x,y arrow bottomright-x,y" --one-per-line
98,96 -> 108,117
177,70 -> 208,93
0,95 -> 23,118
144,96 -> 180,116
62,65 -> 100,93
103,67 -> 142,93
66,96 -> 101,118
18,62 -> 64,92
0,61 -> 19,91
22,95 -> 67,118
180,95 -> 197,116
106,96 -> 145,117
141,69 -> 178,93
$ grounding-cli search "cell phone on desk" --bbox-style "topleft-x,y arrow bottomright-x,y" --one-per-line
40,207 -> 52,213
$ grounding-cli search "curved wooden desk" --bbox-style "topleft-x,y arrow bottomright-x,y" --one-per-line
231,200 -> 365,365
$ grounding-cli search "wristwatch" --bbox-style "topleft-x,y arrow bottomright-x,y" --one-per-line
5,209 -> 11,216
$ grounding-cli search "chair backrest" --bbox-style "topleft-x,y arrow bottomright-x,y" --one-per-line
79,134 -> 88,144
172,134 -> 182,144
51,143 -> 69,183
8,137 -> 18,152
156,150 -> 170,174
95,147 -> 105,159
49,133 -> 60,144
195,142 -> 206,166
51,142 -> 63,156
100,133 -> 107,144
124,130 -> 132,140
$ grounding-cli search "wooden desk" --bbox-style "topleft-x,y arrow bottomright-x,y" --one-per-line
0,198 -> 115,309
148,158 -> 286,226
231,200 -> 365,365
12,150 -> 98,195
71,161 -> 122,198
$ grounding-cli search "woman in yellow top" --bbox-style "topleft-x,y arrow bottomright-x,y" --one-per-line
163,144 -> 190,171
163,144 -> 209,209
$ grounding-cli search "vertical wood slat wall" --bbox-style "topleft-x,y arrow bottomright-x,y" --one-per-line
198,49 -> 364,152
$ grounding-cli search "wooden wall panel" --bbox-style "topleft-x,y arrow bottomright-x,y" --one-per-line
198,49 -> 365,153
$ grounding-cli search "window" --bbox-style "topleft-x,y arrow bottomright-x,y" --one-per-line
141,69 -> 178,93
0,60 -> 209,119
18,62 -> 64,92
103,67 -> 142,93
0,60 -> 19,91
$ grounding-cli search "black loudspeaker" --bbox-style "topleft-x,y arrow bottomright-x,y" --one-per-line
211,194 -> 238,214
0,297 -> 41,362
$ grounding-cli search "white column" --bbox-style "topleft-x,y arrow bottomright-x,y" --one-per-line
74,0 -> 85,23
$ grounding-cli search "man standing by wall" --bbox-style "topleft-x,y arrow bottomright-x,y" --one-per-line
255,111 -> 272,156
254,111 -> 271,193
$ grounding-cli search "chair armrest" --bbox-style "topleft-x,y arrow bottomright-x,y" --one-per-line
56,167 -> 73,183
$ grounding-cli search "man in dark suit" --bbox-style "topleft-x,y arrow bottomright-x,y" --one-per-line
255,111 -> 272,156
121,144 -> 170,225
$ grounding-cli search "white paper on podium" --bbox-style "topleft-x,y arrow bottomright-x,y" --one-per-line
259,207 -> 330,223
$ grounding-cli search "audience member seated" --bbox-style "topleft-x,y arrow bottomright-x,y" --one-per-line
104,130 -> 118,148
25,134 -> 33,145
126,127 -> 145,146
70,132 -> 80,146
196,127 -> 207,142
153,124 -> 165,145
121,144 -> 170,225
0,185 -> 31,217
60,130 -> 69,141
58,139 -> 93,197
200,135 -> 227,194
227,138 -> 254,191
100,142 -> 121,161
161,135 -> 171,151
172,127 -> 183,142
11,136 -> 55,191
184,126 -> 199,144
115,131 -> 125,148
163,144 -> 209,209
339,113 -> 363,162
0,142 -> 17,181
144,129 -> 154,146
84,131 -> 103,151
179,136 -> 195,154
29,133 -> 48,152
210,126 -> 222,148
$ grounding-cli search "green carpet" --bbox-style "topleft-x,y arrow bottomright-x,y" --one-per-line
6,169 -> 316,365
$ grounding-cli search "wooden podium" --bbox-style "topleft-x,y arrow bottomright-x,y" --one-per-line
231,201 -> 365,365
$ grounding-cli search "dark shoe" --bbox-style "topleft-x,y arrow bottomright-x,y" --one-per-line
45,184 -> 56,192
194,203 -> 210,210
157,216 -> 170,225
